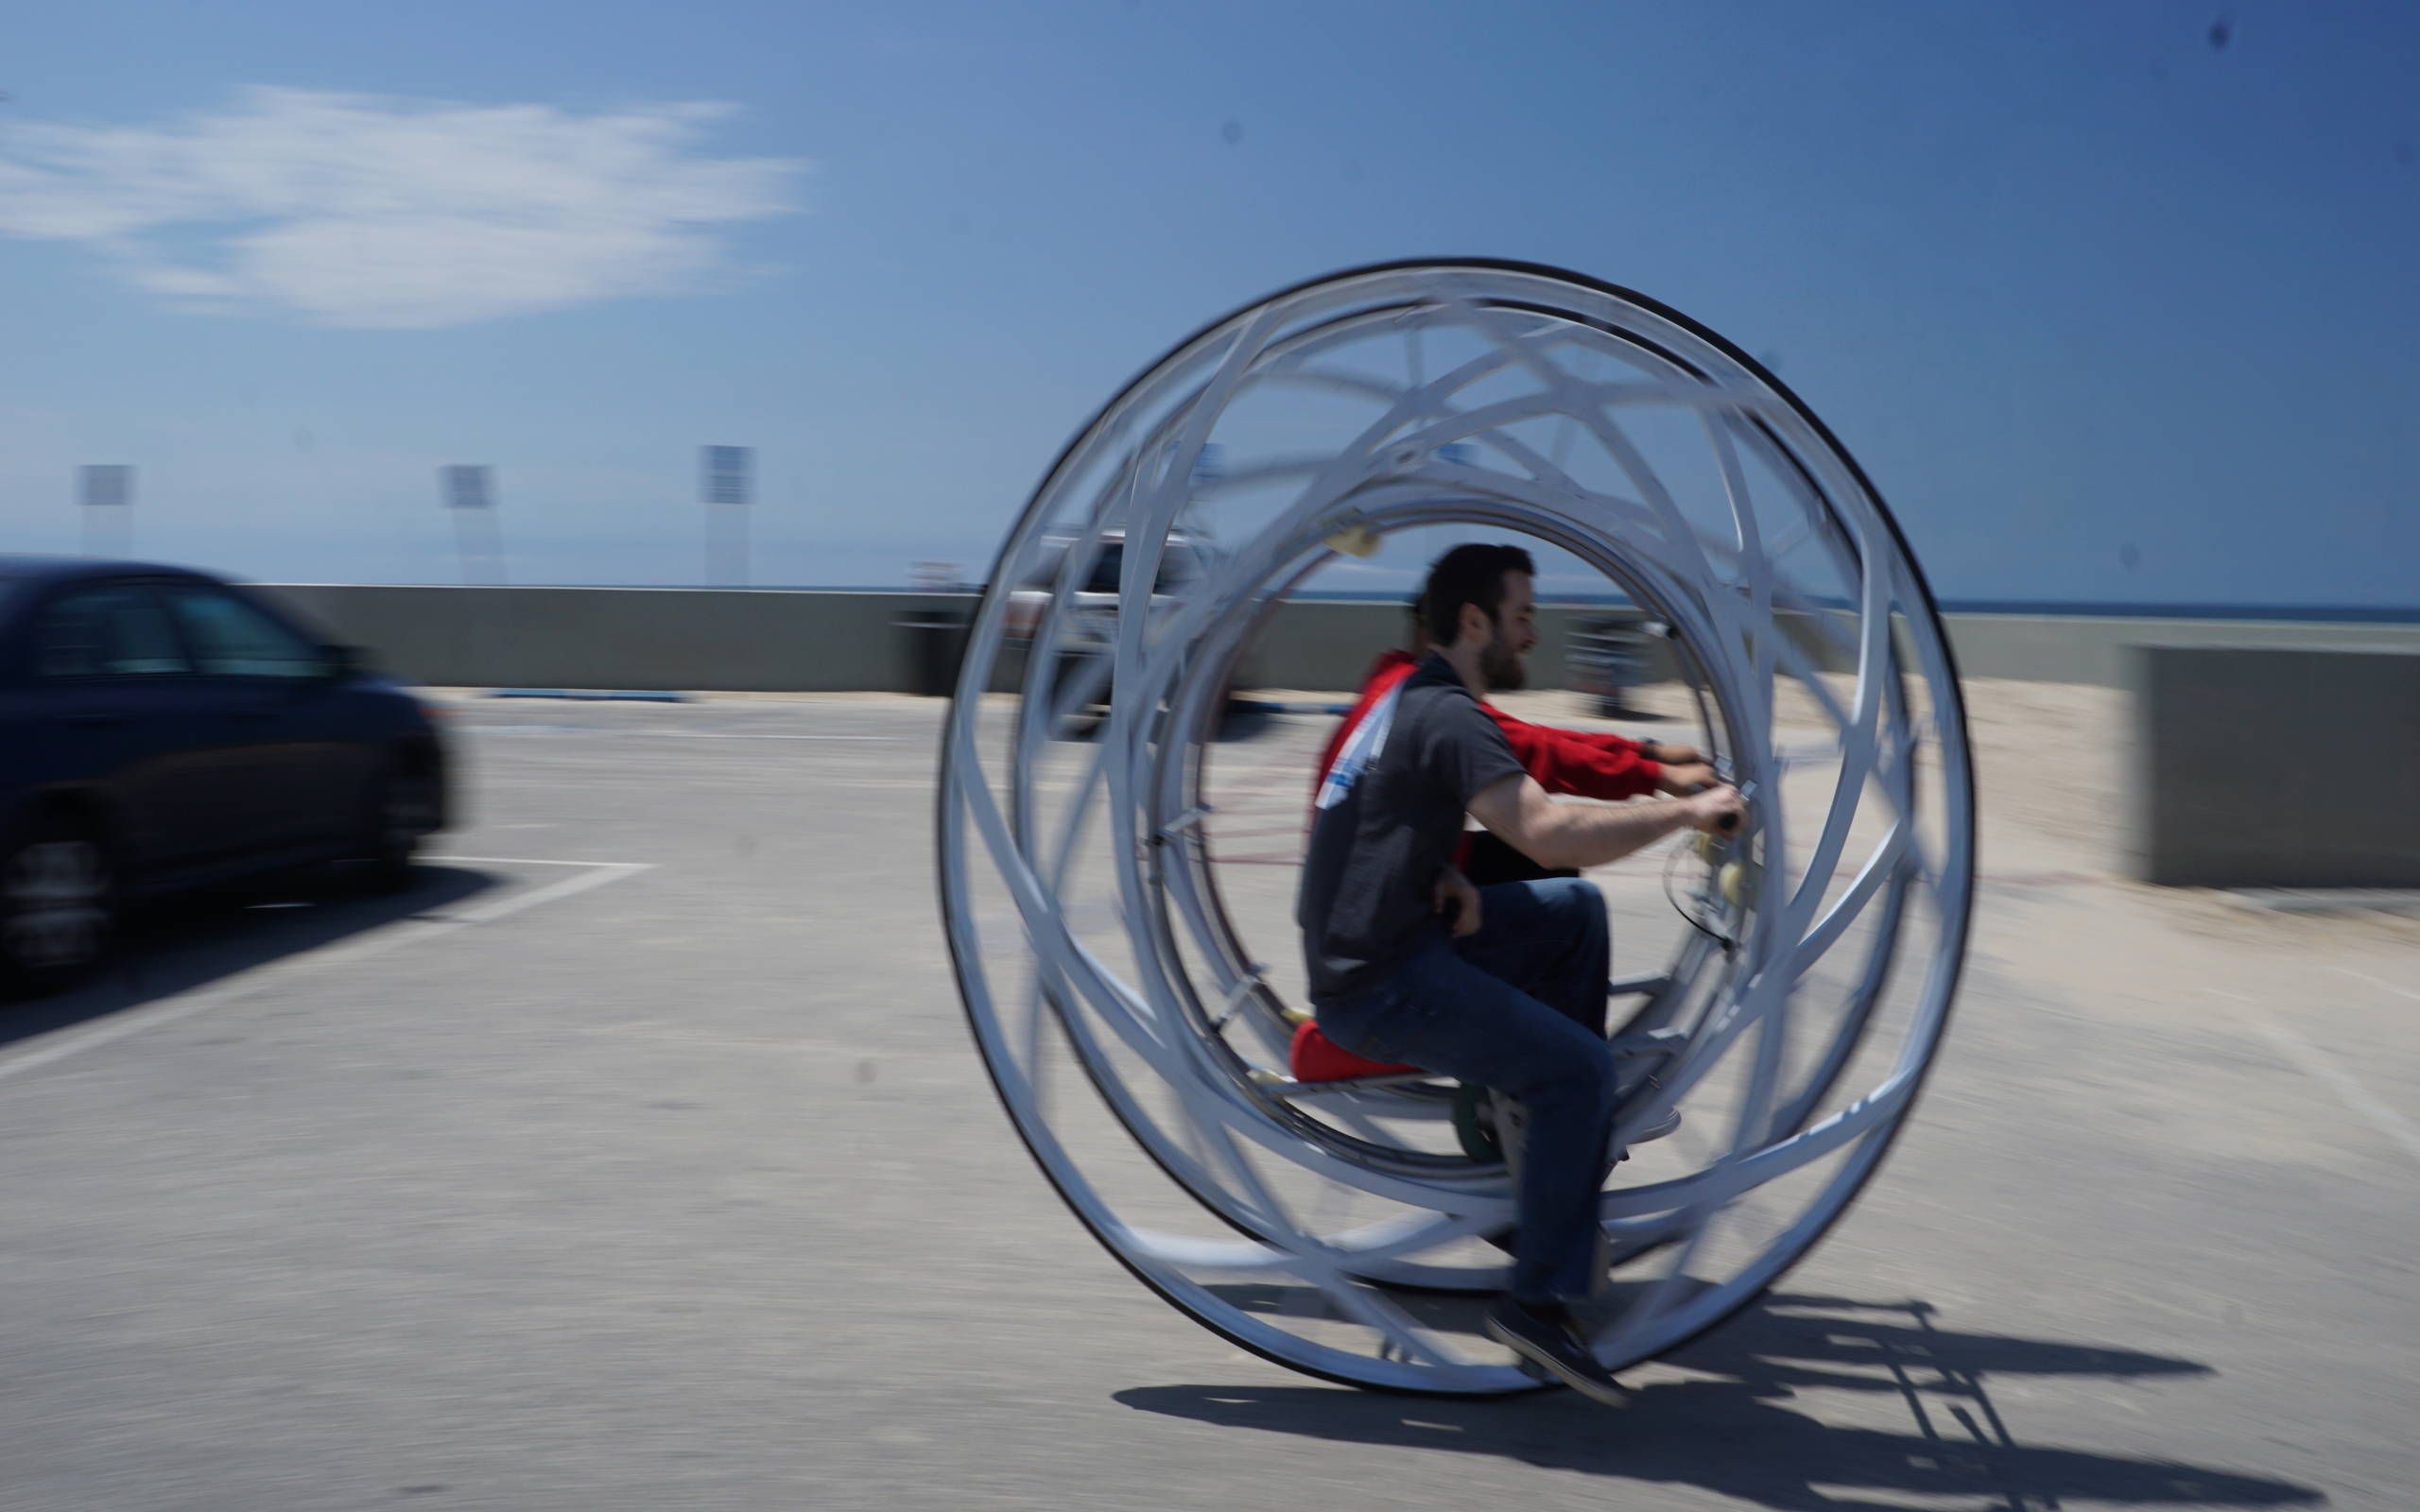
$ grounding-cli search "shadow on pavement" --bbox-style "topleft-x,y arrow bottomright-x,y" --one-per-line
1214,699 -> 1305,743
1116,1292 -> 2322,1511
0,864 -> 501,1050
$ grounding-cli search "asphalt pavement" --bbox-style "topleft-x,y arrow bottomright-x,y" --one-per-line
0,688 -> 2411,1511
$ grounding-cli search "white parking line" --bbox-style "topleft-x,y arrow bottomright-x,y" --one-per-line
427,853 -> 634,868
2332,965 -> 2420,1005
458,726 -> 899,742
442,862 -> 649,923
0,859 -> 653,1087
2221,990 -> 2420,1168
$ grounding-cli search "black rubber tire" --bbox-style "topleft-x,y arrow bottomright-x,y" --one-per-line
1451,1083 -> 1504,1163
0,812 -> 117,999
358,763 -> 439,894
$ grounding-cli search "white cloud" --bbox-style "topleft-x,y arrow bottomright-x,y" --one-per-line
0,87 -> 807,328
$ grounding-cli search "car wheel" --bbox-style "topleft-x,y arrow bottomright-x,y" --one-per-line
360,764 -> 440,893
0,815 -> 115,997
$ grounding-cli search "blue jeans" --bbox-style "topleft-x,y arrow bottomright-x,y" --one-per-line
1315,877 -> 1616,1305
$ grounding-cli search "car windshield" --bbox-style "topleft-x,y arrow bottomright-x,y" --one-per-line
1020,539 -> 1201,597
1080,543 -> 1197,595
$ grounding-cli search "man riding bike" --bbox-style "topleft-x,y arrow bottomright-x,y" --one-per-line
1295,543 -> 1744,1401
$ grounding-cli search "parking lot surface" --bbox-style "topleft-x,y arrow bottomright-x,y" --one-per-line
2,686 -> 2411,1510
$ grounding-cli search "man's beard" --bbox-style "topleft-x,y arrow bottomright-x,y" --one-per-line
1480,636 -> 1526,693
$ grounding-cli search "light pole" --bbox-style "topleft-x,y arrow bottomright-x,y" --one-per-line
439,465 -> 506,584
78,465 -> 133,558
701,445 -> 752,587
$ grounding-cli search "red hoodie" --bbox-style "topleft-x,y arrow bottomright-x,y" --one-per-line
1311,650 -> 1664,801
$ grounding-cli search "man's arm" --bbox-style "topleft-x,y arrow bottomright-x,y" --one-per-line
1488,708 -> 1663,801
1466,771 -> 1743,871
1488,708 -> 1720,799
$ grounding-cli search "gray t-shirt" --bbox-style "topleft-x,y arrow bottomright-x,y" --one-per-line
1296,654 -> 1528,1005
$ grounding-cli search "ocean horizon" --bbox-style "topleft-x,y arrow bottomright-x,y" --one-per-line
372,581 -> 2418,625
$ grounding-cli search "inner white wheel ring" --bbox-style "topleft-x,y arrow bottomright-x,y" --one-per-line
937,261 -> 1977,1395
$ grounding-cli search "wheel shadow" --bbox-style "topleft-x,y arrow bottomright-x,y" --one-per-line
1214,698 -> 1300,743
0,864 -> 501,1049
1115,1292 -> 2323,1511
1043,698 -> 1319,746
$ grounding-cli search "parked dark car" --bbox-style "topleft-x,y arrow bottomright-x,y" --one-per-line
0,557 -> 449,996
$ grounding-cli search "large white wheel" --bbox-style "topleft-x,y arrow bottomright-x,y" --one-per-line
937,261 -> 1977,1395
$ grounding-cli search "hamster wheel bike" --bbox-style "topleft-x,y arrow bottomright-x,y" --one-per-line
936,261 -> 1976,1395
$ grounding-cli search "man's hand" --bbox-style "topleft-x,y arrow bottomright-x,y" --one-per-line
1683,784 -> 1748,835
1432,868 -> 1481,937
1654,760 -> 1719,796
1643,741 -> 1716,796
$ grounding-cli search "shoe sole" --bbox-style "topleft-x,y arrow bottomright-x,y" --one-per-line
1630,1108 -> 1683,1143
1483,1316 -> 1629,1405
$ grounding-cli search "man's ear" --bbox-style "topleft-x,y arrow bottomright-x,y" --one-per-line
1460,601 -> 1491,646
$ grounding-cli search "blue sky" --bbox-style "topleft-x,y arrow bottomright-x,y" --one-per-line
2,1 -> 2413,607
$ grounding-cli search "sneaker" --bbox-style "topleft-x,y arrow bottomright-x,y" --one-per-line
1628,1107 -> 1683,1143
1484,1299 -> 1629,1404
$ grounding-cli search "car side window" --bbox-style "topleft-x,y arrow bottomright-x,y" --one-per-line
162,586 -> 320,679
1155,547 -> 1197,593
1082,546 -> 1125,595
32,585 -> 192,679
1078,544 -> 1193,596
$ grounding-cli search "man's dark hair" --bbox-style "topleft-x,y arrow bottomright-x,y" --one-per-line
1421,543 -> 1536,646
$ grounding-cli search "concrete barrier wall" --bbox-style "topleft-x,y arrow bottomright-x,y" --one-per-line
1248,599 -> 1629,691
262,583 -> 2418,894
256,586 -> 1660,696
1947,613 -> 2420,688
261,585 -> 977,694
2127,644 -> 2420,887
257,583 -> 2420,696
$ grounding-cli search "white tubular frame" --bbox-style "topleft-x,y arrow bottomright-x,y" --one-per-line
937,261 -> 1976,1395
